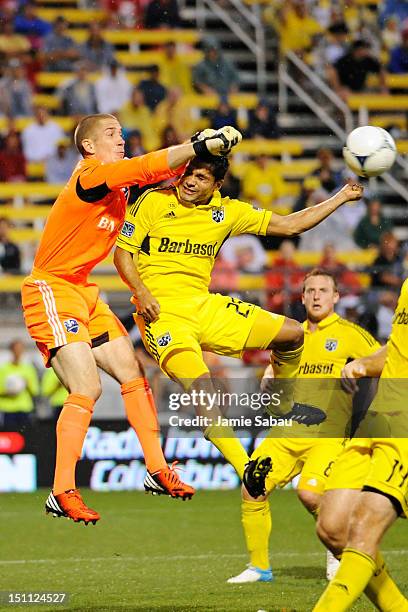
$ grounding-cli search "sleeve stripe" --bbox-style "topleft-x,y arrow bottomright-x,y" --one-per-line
129,186 -> 163,217
116,235 -> 140,253
338,319 -> 377,346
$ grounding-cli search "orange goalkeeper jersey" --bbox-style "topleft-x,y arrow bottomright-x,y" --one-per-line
33,150 -> 178,284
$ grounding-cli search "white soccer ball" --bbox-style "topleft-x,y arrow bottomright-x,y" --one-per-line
343,126 -> 397,177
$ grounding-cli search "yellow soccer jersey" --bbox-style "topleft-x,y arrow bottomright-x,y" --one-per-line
366,278 -> 408,435
295,313 -> 381,434
116,186 -> 272,299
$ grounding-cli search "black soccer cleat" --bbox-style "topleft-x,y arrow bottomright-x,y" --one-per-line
243,456 -> 273,498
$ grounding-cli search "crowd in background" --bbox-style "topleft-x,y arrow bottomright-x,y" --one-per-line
1,0 -> 408,419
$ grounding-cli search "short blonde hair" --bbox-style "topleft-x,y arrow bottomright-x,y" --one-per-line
74,114 -> 117,156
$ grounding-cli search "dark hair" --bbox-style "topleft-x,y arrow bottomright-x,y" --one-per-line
302,268 -> 338,292
351,39 -> 370,52
186,155 -> 229,182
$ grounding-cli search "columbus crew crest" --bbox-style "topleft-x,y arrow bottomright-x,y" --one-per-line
325,338 -> 338,352
212,207 -> 224,223
157,332 -> 172,347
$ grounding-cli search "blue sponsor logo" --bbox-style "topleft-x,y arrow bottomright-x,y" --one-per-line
64,319 -> 79,334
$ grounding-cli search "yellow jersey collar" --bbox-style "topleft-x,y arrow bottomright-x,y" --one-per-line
303,312 -> 340,333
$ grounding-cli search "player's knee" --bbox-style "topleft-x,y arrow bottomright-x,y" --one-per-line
270,318 -> 304,351
297,489 -> 320,514
316,514 -> 346,551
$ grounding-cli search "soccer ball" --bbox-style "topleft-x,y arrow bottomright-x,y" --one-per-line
343,126 -> 397,177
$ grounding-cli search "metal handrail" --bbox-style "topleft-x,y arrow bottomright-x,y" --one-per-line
279,53 -> 408,202
283,51 -> 353,134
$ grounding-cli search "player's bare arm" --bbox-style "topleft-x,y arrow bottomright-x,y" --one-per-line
114,247 -> 160,323
341,345 -> 387,393
265,182 -> 363,237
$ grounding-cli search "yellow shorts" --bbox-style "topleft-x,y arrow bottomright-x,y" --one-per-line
326,438 -> 408,517
363,438 -> 408,518
135,293 -> 284,370
252,436 -> 344,495
325,439 -> 372,491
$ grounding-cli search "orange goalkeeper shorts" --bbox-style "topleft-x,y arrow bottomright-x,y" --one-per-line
21,268 -> 127,366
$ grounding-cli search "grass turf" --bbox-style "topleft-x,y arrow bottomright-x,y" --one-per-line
0,489 -> 407,612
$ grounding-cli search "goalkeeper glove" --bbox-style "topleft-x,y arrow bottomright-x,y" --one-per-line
192,126 -> 242,157
285,402 -> 327,426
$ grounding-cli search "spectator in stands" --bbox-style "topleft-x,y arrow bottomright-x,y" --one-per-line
371,231 -> 403,291
293,176 -> 322,213
95,60 -> 132,114
80,22 -> 115,70
353,198 -> 394,248
245,99 -> 280,139
327,39 -> 387,101
119,86 -> 158,150
388,23 -> 408,73
265,239 -> 304,317
312,147 -> 342,193
221,234 -> 267,274
209,253 -> 239,293
279,0 -> 323,54
14,3 -> 51,49
220,170 -> 241,200
298,188 -> 356,251
0,217 -> 21,273
159,124 -> 179,148
125,129 -> 146,157
241,154 -> 286,211
0,59 -> 32,117
138,65 -> 167,111
154,87 -> 194,142
160,41 -> 192,94
0,18 -> 31,60
0,131 -> 26,182
21,106 -> 64,162
210,97 -> 238,131
41,16 -> 80,72
319,22 -> 350,66
144,0 -> 181,29
0,340 -> 39,429
45,138 -> 78,184
193,36 -> 239,96
60,62 -> 98,115
319,242 -> 362,293
382,16 -> 401,52
380,0 -> 408,28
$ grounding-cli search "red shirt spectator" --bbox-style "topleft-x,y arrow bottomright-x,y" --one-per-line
265,240 -> 304,313
0,131 -> 26,182
319,242 -> 361,293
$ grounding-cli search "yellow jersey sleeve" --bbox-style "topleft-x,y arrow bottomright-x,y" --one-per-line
340,320 -> 381,359
228,199 -> 272,237
116,190 -> 155,254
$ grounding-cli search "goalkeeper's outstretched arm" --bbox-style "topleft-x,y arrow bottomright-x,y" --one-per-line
265,182 -> 363,237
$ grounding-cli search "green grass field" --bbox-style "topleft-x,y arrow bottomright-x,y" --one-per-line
0,489 -> 407,612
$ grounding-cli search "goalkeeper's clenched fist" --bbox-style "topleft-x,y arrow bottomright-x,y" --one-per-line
191,126 -> 242,157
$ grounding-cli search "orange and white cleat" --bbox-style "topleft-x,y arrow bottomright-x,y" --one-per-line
144,462 -> 195,500
45,489 -> 100,525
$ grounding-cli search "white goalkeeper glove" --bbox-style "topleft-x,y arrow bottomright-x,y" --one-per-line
191,126 -> 242,157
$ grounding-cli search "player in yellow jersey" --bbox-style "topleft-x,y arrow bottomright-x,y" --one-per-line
313,279 -> 408,612
114,153 -> 363,497
227,269 -> 380,584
